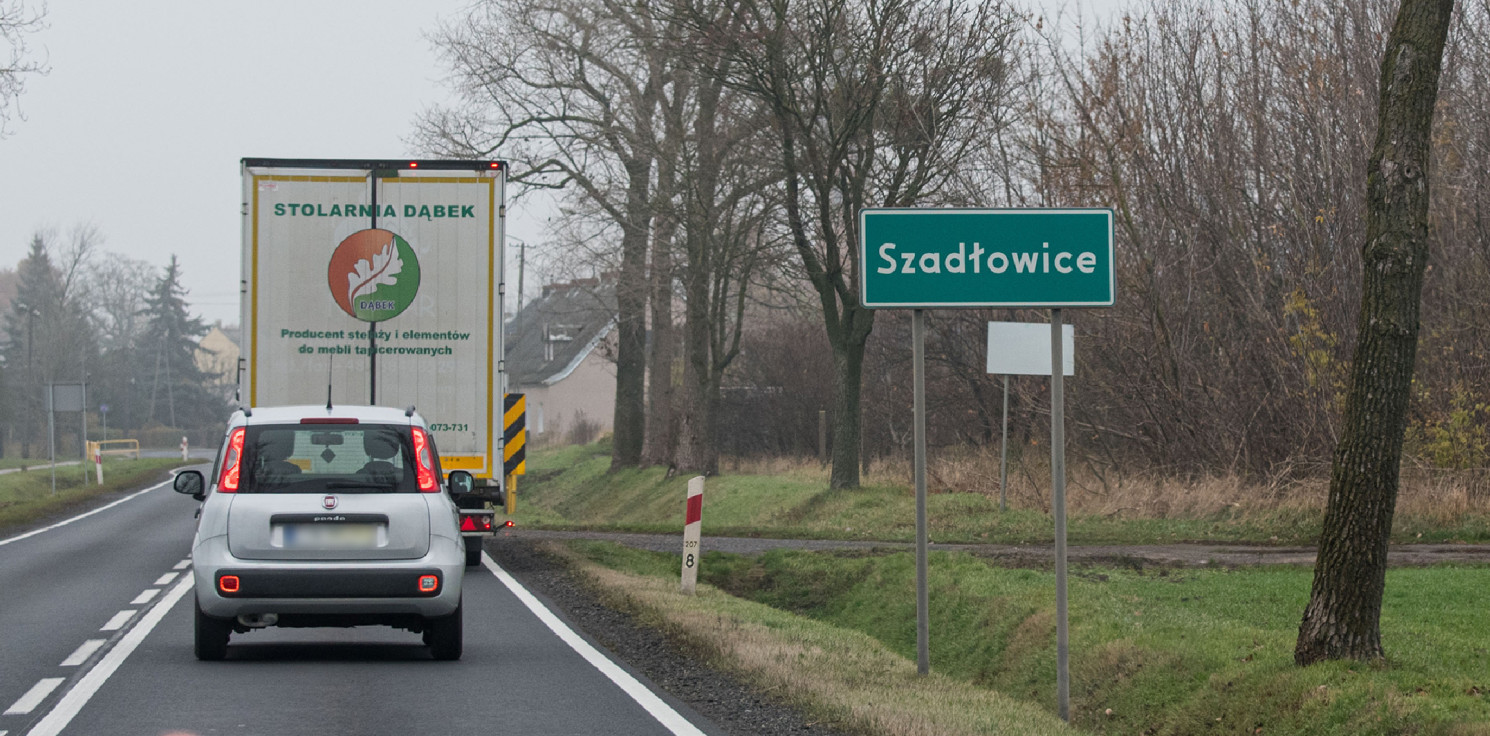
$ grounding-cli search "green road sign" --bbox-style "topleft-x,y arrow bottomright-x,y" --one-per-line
859,208 -> 1114,308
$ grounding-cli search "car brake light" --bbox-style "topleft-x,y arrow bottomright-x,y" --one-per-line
411,427 -> 437,492
219,575 -> 240,593
219,428 -> 245,492
300,417 -> 358,424
418,574 -> 439,593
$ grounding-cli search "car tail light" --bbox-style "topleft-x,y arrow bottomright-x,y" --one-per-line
219,428 -> 246,492
219,575 -> 240,593
411,427 -> 438,492
418,575 -> 439,593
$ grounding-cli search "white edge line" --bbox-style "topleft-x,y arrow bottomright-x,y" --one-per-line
0,475 -> 177,548
481,552 -> 708,736
27,576 -> 194,736
59,640 -> 106,667
4,678 -> 64,716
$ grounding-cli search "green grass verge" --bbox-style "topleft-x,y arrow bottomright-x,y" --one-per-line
565,540 -> 1490,735
0,458 -> 190,529
548,540 -> 1073,736
518,444 -> 1490,545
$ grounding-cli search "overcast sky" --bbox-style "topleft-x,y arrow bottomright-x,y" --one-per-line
0,0 -> 1125,328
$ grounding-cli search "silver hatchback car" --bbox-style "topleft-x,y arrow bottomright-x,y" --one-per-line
174,405 -> 476,661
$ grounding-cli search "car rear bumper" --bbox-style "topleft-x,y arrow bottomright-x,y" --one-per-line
192,535 -> 464,620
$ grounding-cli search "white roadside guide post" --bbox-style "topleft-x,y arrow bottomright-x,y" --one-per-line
181,436 -> 189,462
94,443 -> 104,485
681,476 -> 705,595
859,207 -> 1113,721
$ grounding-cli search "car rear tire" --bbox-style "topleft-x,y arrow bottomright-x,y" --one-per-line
424,600 -> 463,661
194,597 -> 232,661
464,538 -> 482,567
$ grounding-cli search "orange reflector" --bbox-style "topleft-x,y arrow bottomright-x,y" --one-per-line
219,575 -> 240,593
418,575 -> 439,593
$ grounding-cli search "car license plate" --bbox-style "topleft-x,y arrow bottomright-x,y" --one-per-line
277,522 -> 381,549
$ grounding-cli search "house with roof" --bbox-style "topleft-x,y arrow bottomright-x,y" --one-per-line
505,278 -> 617,444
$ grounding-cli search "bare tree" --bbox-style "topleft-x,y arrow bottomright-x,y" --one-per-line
703,0 -> 1021,487
0,0 -> 46,136
417,0 -> 672,468
1295,0 -> 1455,666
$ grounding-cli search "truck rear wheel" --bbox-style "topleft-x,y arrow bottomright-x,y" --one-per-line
465,538 -> 482,567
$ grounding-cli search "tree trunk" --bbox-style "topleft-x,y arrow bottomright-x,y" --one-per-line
828,318 -> 871,489
641,222 -> 678,467
1295,0 -> 1453,667
610,160 -> 653,471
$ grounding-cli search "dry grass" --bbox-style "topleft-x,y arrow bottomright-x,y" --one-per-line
550,542 -> 1072,736
831,445 -> 1490,523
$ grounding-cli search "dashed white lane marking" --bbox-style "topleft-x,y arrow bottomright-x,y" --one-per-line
99,610 -> 136,632
172,559 -> 191,570
27,576 -> 192,736
59,640 -> 106,667
0,477 -> 175,548
481,552 -> 708,736
130,589 -> 161,605
3,677 -> 63,715
152,572 -> 178,586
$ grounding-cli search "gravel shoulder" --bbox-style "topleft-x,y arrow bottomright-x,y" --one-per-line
485,534 -> 852,736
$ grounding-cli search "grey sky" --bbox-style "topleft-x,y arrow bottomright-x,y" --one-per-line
0,0 -> 1126,327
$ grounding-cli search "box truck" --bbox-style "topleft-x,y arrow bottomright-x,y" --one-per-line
239,158 -> 508,510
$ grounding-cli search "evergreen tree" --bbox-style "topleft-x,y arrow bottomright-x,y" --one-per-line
139,255 -> 223,428
2,236 -> 61,456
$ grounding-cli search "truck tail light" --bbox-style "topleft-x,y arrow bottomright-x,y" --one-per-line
459,514 -> 493,532
219,428 -> 246,492
411,427 -> 438,492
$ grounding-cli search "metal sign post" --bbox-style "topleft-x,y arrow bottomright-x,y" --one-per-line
912,309 -> 930,675
1050,309 -> 1070,721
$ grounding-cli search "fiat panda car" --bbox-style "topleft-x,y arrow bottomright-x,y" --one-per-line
174,405 -> 476,661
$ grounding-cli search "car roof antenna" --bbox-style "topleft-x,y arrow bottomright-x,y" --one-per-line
326,355 -> 334,410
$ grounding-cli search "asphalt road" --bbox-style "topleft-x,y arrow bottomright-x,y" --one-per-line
0,469 -> 722,736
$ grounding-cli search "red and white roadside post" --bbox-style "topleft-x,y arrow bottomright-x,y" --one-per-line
93,443 -> 104,485
680,476 -> 704,595
181,436 -> 189,462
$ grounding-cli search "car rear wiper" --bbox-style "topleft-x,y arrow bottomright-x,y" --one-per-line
323,479 -> 401,492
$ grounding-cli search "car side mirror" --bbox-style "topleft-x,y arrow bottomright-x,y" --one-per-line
174,470 -> 206,501
447,470 -> 474,496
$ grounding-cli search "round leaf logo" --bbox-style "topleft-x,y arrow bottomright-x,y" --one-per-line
327,229 -> 421,322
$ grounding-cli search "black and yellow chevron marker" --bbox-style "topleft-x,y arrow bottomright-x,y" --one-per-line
503,393 -> 526,477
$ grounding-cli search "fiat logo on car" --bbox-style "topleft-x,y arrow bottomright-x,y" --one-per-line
322,495 -> 338,510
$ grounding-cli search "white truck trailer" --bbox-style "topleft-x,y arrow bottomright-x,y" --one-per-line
239,158 -> 508,503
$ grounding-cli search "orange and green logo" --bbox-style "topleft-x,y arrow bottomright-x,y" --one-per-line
327,229 -> 421,322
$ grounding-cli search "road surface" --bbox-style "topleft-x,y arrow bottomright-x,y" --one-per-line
0,469 -> 722,736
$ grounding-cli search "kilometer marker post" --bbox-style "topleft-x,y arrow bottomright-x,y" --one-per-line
681,476 -> 704,595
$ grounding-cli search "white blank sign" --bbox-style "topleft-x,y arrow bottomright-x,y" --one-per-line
986,322 -> 1074,376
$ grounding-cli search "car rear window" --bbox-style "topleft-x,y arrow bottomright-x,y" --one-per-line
238,424 -> 417,493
